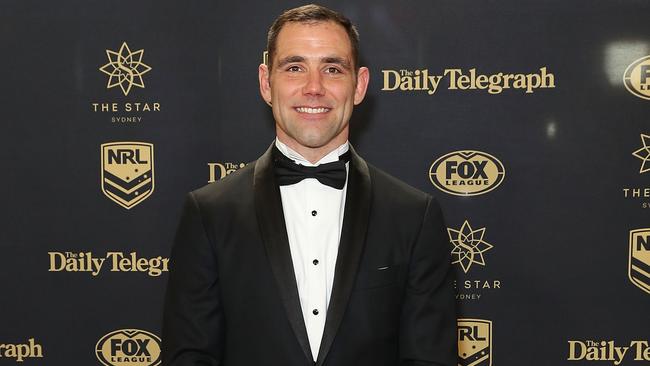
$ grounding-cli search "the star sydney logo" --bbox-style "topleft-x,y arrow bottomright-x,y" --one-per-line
448,220 -> 493,273
99,42 -> 152,96
632,134 -> 650,174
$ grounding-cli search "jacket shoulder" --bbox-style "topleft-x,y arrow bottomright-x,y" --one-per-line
191,160 -> 256,206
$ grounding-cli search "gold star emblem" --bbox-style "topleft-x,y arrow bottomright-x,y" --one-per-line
448,220 -> 493,273
632,134 -> 650,174
99,42 -> 152,96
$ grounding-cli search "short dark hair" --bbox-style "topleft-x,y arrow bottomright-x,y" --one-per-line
266,4 -> 360,72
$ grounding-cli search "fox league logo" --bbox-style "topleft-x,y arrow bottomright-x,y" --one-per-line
101,142 -> 154,209
95,329 -> 161,366
629,228 -> 650,294
624,55 -> 650,100
458,318 -> 492,366
429,150 -> 505,196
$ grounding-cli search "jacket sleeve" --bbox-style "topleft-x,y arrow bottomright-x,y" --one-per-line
162,192 -> 224,366
399,195 -> 457,366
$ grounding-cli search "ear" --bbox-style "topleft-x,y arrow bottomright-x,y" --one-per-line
259,63 -> 272,105
353,66 -> 370,105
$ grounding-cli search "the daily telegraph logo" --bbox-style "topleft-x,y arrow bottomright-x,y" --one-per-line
382,67 -> 555,95
48,251 -> 169,277
624,55 -> 650,100
99,42 -> 151,96
458,319 -> 492,366
429,151 -> 505,196
93,42 -> 161,123
448,220 -> 493,273
208,162 -> 247,183
96,329 -> 161,366
629,229 -> 650,294
0,338 -> 43,362
568,340 -> 650,365
101,142 -> 154,209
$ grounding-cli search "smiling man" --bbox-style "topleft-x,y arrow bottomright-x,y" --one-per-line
259,17 -> 367,163
163,4 -> 457,366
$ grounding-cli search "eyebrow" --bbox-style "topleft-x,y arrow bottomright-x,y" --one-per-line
322,56 -> 351,70
277,55 -> 305,68
276,55 -> 352,70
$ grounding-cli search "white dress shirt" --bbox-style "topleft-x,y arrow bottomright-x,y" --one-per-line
275,139 -> 349,361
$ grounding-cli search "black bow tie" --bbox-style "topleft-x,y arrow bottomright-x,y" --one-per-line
273,146 -> 350,189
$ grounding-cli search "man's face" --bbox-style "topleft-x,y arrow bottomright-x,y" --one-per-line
259,21 -> 369,155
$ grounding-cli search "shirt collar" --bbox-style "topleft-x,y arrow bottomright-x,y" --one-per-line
274,139 -> 350,167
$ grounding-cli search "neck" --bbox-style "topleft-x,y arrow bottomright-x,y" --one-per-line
276,135 -> 348,164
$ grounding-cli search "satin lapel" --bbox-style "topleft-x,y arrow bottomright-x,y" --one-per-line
316,146 -> 372,366
254,144 -> 313,362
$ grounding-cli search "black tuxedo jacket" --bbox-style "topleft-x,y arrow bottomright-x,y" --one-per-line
162,145 -> 457,366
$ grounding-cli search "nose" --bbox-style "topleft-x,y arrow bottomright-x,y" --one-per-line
302,69 -> 325,96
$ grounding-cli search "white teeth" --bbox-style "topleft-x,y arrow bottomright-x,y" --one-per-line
296,107 -> 329,114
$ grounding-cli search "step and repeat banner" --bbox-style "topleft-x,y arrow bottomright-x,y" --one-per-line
2,0 -> 649,365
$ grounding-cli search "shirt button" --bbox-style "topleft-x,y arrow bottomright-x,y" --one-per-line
312,309 -> 319,315
313,259 -> 319,265
311,210 -> 317,216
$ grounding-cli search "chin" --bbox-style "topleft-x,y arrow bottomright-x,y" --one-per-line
297,138 -> 329,149
293,131 -> 333,149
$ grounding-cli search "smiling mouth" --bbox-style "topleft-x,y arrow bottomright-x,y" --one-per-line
295,107 -> 331,114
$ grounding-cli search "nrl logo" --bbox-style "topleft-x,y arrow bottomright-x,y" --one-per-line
101,142 -> 154,209
458,318 -> 492,366
629,228 -> 650,294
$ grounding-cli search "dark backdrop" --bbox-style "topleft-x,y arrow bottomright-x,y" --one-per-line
2,1 -> 649,365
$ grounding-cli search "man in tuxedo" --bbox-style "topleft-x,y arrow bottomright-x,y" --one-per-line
162,4 -> 456,366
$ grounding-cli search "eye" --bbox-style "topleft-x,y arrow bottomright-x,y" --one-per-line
286,65 -> 302,72
325,67 -> 342,74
